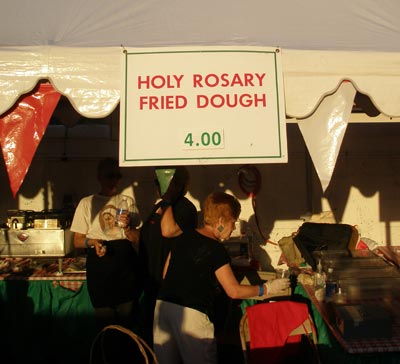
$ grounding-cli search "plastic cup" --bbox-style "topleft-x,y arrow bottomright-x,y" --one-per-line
276,268 -> 290,279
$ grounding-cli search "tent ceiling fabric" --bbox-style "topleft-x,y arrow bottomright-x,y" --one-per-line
0,0 -> 400,118
0,47 -> 121,118
0,47 -> 399,119
282,49 -> 400,118
1,0 -> 400,51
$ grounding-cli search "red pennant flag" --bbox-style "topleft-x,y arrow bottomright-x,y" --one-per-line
0,83 -> 61,198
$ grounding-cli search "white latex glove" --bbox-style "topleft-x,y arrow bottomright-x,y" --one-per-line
265,278 -> 290,294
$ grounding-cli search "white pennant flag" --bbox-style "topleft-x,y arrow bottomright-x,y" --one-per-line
298,81 -> 356,192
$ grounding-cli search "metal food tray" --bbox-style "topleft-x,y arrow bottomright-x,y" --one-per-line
0,228 -> 74,257
321,256 -> 390,270
335,265 -> 400,279
338,276 -> 400,300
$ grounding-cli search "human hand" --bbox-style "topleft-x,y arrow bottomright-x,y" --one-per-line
94,240 -> 107,257
265,278 -> 290,294
117,211 -> 130,228
162,179 -> 184,205
162,167 -> 189,204
129,205 -> 142,229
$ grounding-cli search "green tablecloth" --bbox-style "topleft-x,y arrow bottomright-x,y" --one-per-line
0,279 -> 96,364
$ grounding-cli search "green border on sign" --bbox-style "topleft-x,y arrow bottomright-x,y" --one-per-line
122,49 -> 285,163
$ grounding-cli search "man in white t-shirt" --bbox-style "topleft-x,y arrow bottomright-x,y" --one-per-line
71,158 -> 143,332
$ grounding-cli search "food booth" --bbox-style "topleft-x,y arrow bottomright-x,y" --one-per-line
1,1 -> 400,363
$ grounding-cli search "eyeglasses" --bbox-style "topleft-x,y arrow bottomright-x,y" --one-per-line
104,172 -> 122,179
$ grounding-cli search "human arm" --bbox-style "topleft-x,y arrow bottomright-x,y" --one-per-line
162,251 -> 171,279
123,226 -> 140,251
159,168 -> 191,237
70,197 -> 107,256
215,263 -> 290,299
116,205 -> 140,247
215,263 -> 260,299
160,205 -> 183,237
160,198 -> 198,238
74,232 -> 107,257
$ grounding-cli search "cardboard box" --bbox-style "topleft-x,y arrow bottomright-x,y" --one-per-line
333,303 -> 392,339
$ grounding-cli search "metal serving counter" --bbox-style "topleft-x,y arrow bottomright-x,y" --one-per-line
0,228 -> 74,257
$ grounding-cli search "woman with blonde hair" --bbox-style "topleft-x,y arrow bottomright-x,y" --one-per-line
153,191 -> 290,364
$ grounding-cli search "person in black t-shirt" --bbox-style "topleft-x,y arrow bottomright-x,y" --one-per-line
153,192 -> 290,364
139,166 -> 197,346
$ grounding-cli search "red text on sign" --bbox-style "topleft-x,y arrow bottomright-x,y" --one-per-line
197,93 -> 267,108
193,73 -> 266,88
137,75 -> 184,89
139,95 -> 188,110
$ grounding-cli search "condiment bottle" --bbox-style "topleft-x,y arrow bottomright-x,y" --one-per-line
325,267 -> 338,301
314,259 -> 326,302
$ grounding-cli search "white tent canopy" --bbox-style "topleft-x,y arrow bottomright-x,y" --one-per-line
2,0 -> 399,50
1,0 -> 400,118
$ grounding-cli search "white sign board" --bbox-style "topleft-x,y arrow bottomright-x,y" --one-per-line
120,46 -> 287,166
